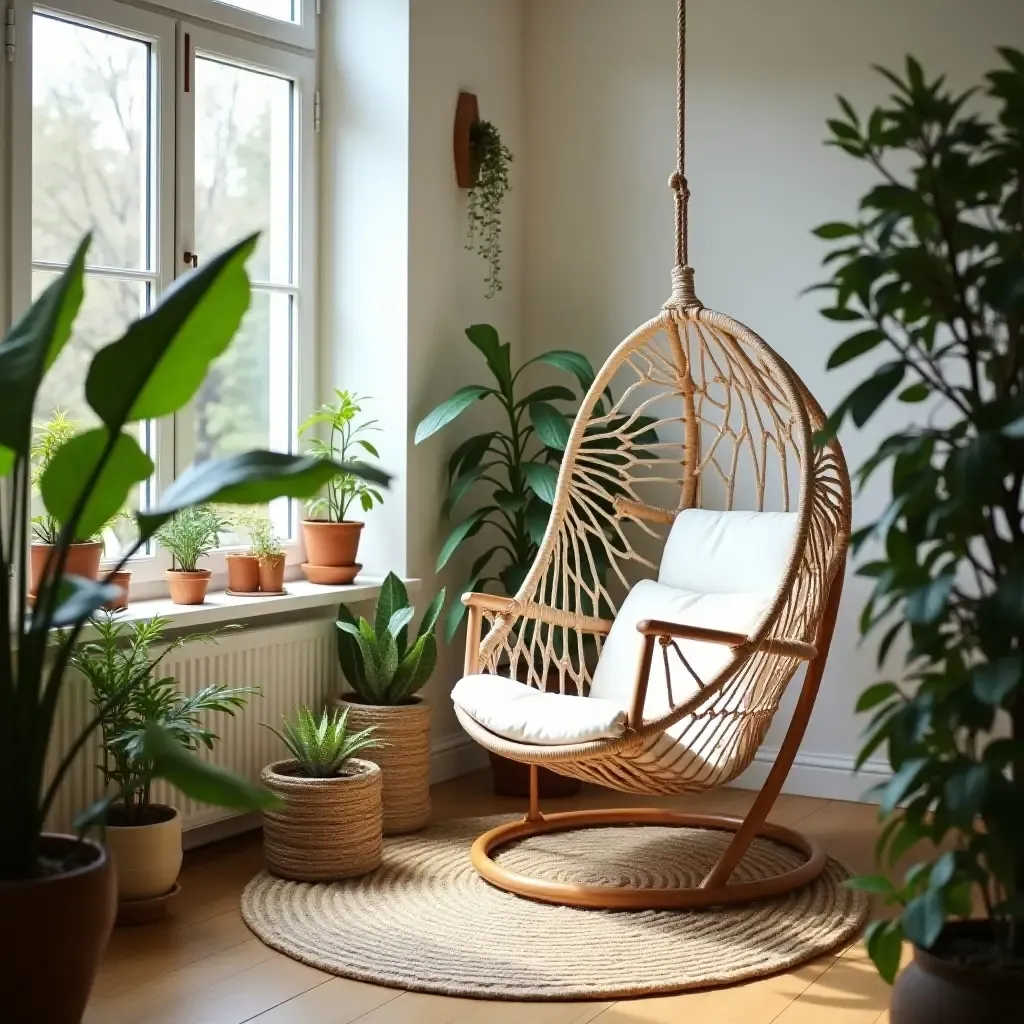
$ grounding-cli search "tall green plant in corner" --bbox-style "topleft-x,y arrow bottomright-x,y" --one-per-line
813,51 -> 1024,985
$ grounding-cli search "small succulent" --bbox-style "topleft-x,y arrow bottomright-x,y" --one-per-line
266,705 -> 379,779
336,573 -> 445,705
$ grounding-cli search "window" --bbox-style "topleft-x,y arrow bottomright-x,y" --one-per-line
9,0 -> 317,590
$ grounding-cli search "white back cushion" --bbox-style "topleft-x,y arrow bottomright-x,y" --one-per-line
588,579 -> 773,716
659,509 -> 799,594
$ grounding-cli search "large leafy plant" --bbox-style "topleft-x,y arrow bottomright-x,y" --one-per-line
812,51 -> 1024,979
299,390 -> 384,522
67,612 -> 254,826
0,234 -> 389,881
336,573 -> 445,705
266,705 -> 379,778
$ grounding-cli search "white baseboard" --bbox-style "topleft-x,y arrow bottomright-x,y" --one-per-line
183,731 -> 486,850
734,746 -> 891,803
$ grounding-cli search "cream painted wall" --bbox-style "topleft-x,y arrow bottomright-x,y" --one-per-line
521,0 -> 1024,798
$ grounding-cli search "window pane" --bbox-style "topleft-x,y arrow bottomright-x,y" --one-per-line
215,1 -> 296,23
194,57 -> 294,283
32,14 -> 151,270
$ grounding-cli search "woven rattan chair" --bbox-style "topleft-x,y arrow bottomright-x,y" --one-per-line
450,0 -> 851,911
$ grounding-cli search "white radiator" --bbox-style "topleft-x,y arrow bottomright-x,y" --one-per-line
44,619 -> 341,835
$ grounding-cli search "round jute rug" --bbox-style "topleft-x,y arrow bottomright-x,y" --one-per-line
241,814 -> 868,1000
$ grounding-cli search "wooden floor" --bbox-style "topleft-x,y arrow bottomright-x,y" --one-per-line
86,769 -> 901,1024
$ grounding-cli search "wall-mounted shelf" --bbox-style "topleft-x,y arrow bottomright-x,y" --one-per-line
454,91 -> 480,188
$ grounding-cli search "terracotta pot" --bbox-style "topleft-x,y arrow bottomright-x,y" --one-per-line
891,922 -> 1024,1022
105,570 -> 132,611
258,554 -> 286,593
302,520 -> 363,568
166,569 -> 211,605
29,540 -> 103,595
261,758 -> 383,881
0,834 -> 116,1023
226,554 -> 260,593
104,804 -> 182,902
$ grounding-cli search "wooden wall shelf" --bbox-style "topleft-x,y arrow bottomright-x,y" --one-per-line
454,91 -> 480,189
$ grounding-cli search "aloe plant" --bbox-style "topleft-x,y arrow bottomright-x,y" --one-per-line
266,705 -> 379,779
336,573 -> 445,705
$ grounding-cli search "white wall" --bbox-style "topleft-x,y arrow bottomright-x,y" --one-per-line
521,0 -> 1024,799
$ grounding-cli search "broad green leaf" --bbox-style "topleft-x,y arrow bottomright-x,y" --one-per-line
864,920 -> 904,984
820,306 -> 862,321
522,461 -> 559,503
898,384 -> 929,403
465,324 -> 512,391
336,602 -> 366,693
905,574 -> 954,624
971,654 -> 1021,705
525,500 -> 551,544
143,723 -> 281,811
436,508 -> 494,572
855,682 -> 899,713
529,402 -> 571,450
843,874 -> 894,894
137,453 -> 388,538
417,588 -> 446,640
826,330 -> 885,369
414,386 -> 492,444
375,572 -> 409,637
1003,416 -> 1024,438
386,607 -> 415,640
447,432 -> 497,482
87,236 -> 256,424
881,758 -> 927,816
40,577 -> 126,630
849,363 -> 905,428
443,464 -> 491,517
40,428 -> 153,541
901,889 -> 944,950
929,851 -> 957,890
523,349 -> 596,393
0,237 -> 89,466
390,633 -> 437,703
943,765 -> 990,826
813,222 -> 859,239
515,385 -> 576,408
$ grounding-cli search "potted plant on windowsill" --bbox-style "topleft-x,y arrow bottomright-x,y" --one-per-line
335,573 -> 444,833
298,390 -> 384,584
261,705 -> 382,881
0,232 -> 389,1023
812,51 -> 1024,1019
67,612 -> 254,919
156,504 -> 229,605
230,511 -> 286,594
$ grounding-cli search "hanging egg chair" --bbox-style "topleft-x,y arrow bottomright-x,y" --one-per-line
451,0 -> 851,910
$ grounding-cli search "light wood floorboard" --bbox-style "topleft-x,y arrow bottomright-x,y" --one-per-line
88,770 -> 894,1023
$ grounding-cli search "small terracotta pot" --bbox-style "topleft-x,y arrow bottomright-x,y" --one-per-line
226,554 -> 260,593
258,554 -> 286,593
29,540 -> 103,595
104,804 -> 183,903
0,834 -> 116,1023
166,569 -> 212,605
105,570 -> 132,611
302,520 -> 363,568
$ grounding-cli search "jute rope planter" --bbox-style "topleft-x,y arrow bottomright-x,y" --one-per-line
261,758 -> 382,882
336,697 -> 431,835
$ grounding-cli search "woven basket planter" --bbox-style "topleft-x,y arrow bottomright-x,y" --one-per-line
260,758 -> 382,881
336,697 -> 431,835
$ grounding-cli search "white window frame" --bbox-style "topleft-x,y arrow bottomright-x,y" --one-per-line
6,0 -> 319,597
153,0 -> 315,52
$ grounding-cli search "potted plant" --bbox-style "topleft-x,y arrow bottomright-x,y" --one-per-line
67,612 -> 254,916
335,573 -> 444,833
231,510 -> 286,593
466,119 -> 513,298
29,410 -> 103,595
261,705 -> 382,881
298,389 -> 384,583
414,324 -> 655,796
156,504 -> 229,604
812,51 -> 1024,1018
0,233 -> 388,1022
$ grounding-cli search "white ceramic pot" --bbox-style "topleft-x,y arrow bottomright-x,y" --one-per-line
105,804 -> 183,901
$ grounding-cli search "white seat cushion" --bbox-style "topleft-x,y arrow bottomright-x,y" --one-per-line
659,508 -> 798,593
452,674 -> 627,745
589,579 -> 774,718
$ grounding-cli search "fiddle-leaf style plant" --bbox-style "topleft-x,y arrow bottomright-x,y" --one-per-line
299,390 -> 385,522
266,705 -> 379,778
0,233 -> 390,882
813,50 -> 1024,981
467,120 -> 513,298
68,612 -> 255,827
336,572 -> 445,705
156,504 -> 229,572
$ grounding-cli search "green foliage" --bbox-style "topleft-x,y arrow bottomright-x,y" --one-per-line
336,572 -> 445,705
156,505 -> 229,572
814,51 -> 1024,973
299,390 -> 385,523
234,509 -> 284,562
30,410 -> 79,544
68,612 -> 255,826
0,234 -> 389,881
265,705 -> 379,779
467,120 -> 513,298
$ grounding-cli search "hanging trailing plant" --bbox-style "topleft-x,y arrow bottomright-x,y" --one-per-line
467,120 -> 513,299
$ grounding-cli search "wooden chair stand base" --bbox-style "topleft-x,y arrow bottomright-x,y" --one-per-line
470,768 -> 826,910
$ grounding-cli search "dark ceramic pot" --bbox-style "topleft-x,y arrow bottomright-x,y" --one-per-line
891,921 -> 1024,1023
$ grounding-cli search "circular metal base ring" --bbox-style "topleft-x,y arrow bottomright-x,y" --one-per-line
471,808 -> 826,910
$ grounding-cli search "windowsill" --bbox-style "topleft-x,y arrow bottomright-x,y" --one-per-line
101,576 -> 420,633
